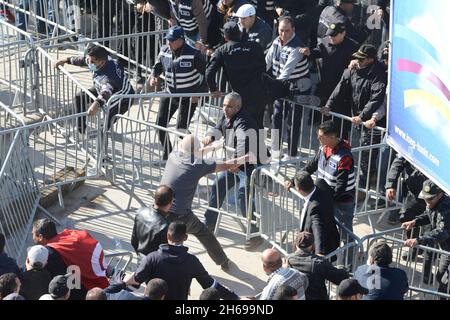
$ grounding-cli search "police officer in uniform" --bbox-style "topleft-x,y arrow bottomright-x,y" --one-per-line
168,0 -> 214,46
235,3 -> 273,54
305,22 -> 359,107
149,26 -> 207,159
322,44 -> 387,188
266,15 -> 311,160
403,180 -> 450,295
206,20 -> 267,128
385,155 -> 427,259
318,0 -> 370,46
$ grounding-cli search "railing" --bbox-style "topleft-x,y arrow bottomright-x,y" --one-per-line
0,18 -> 35,116
0,125 -> 40,259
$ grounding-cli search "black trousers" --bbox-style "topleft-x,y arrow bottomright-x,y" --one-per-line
167,211 -> 228,266
157,97 -> 197,159
74,86 -> 130,133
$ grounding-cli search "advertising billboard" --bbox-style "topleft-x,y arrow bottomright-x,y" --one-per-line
388,0 -> 450,194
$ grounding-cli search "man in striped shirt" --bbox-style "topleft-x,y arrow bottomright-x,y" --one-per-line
266,15 -> 311,161
259,249 -> 309,300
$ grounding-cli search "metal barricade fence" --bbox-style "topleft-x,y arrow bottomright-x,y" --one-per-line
104,250 -> 134,277
104,92 -> 264,235
273,98 -> 402,231
1,0 -> 169,84
355,228 -> 450,300
0,18 -> 35,116
1,110 -> 101,194
248,165 -> 360,257
0,125 -> 40,259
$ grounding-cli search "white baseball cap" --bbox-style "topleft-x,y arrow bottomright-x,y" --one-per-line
235,4 -> 256,18
27,245 -> 49,269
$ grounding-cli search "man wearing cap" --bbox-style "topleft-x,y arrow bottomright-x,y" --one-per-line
286,231 -> 348,300
18,245 -> 52,300
266,15 -> 311,161
39,274 -> 71,300
402,180 -> 450,294
304,22 -> 359,107
149,25 -> 207,160
318,0 -> 370,46
235,4 -> 273,54
168,0 -> 214,47
206,20 -> 268,128
336,278 -> 368,300
322,43 -> 386,188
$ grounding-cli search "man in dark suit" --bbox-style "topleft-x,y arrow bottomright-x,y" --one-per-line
293,171 -> 340,255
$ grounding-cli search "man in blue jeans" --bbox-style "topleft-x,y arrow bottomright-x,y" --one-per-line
202,92 -> 269,249
285,120 -> 356,266
16,0 -> 55,36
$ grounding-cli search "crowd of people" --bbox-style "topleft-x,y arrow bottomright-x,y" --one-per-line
1,0 -> 450,301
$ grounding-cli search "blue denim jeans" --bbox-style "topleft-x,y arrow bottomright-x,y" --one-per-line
17,0 -> 55,35
205,169 -> 256,232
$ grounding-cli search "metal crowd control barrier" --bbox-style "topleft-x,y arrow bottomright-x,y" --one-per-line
273,98 -> 402,232
248,165 -> 360,257
353,227 -> 450,300
1,0 -> 169,84
0,18 -> 35,116
104,250 -> 134,276
0,124 -> 40,259
105,92 -> 264,236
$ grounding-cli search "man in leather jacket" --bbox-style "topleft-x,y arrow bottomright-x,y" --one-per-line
131,185 -> 173,257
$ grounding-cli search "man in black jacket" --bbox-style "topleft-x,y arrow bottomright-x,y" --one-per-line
292,172 -> 340,255
304,22 -> 359,106
317,0 -> 369,45
322,44 -> 386,187
202,92 -> 268,249
0,233 -> 20,277
125,222 -> 239,300
206,20 -> 268,128
131,185 -> 173,257
403,180 -> 450,295
385,154 -> 427,235
287,231 -> 348,300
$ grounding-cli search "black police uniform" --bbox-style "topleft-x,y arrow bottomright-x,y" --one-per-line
152,42 -> 207,159
206,39 -> 267,128
385,155 -> 427,223
325,59 -> 386,182
309,34 -> 359,105
414,195 -> 450,294
318,4 -> 369,45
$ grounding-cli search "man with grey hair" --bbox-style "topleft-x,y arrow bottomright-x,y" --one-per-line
160,133 -> 248,270
202,92 -> 268,249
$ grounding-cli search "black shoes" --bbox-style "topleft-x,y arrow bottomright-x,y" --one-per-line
220,259 -> 231,272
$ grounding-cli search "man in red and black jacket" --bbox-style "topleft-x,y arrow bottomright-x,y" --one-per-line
286,120 -> 356,255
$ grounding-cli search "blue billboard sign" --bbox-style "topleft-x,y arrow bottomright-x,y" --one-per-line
388,0 -> 450,194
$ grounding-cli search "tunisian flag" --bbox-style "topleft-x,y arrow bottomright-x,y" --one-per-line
47,230 -> 109,289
